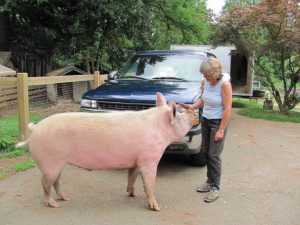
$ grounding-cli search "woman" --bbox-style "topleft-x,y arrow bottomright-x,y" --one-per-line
180,58 -> 232,203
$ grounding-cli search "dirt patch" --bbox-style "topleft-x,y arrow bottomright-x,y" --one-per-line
0,155 -> 32,179
30,99 -> 81,117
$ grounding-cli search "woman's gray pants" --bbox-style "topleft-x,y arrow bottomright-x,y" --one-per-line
201,117 -> 228,190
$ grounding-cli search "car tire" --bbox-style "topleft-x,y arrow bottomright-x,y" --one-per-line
190,151 -> 206,167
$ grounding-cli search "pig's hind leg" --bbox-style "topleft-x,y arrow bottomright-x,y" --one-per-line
127,166 -> 140,197
53,172 -> 71,201
41,174 -> 60,208
40,164 -> 67,208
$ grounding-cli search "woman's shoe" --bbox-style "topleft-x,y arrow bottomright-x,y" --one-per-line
196,183 -> 210,192
204,189 -> 219,202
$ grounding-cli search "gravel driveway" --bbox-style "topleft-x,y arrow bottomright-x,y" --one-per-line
0,110 -> 299,225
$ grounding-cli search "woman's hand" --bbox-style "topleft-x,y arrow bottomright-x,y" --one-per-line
215,130 -> 224,141
178,103 -> 192,110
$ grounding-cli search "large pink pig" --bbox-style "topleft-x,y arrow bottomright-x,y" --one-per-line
16,92 -> 195,211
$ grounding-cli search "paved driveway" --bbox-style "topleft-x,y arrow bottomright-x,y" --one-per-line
0,110 -> 299,225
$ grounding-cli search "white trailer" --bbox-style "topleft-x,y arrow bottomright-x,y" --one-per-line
170,45 -> 255,96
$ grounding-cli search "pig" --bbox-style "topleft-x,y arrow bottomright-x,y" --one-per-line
16,92 -> 195,211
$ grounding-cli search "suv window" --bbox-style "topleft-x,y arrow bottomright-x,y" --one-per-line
119,54 -> 206,81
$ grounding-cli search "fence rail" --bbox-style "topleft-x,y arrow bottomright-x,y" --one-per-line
0,71 -> 105,140
0,77 -> 17,85
28,74 -> 95,86
0,86 -> 47,109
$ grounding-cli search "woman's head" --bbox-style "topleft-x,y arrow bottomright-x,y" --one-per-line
200,58 -> 223,81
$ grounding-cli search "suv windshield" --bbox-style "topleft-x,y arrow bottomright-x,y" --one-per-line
118,54 -> 206,82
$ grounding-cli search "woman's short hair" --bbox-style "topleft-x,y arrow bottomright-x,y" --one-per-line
200,58 -> 223,80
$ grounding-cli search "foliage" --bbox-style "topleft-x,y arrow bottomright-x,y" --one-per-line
213,0 -> 300,114
223,0 -> 259,9
1,148 -> 28,158
0,139 -> 13,151
1,0 -> 212,73
14,159 -> 35,172
233,98 -> 300,122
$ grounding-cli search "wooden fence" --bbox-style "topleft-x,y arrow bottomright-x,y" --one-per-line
0,71 -> 105,141
0,85 -> 46,110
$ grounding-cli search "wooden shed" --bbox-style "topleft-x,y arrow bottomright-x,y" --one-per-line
46,66 -> 89,103
0,64 -> 16,77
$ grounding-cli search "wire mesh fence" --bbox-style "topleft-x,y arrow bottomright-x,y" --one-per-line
0,82 -> 88,117
28,82 -> 87,118
0,84 -> 18,116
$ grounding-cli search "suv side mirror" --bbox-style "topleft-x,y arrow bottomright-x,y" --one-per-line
108,71 -> 118,80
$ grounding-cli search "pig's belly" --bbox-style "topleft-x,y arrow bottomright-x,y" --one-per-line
67,147 -> 137,170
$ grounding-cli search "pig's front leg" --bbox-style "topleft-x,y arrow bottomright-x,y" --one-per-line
140,164 -> 160,211
127,166 -> 140,197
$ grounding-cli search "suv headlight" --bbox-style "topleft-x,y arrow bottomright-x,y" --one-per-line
81,99 -> 97,108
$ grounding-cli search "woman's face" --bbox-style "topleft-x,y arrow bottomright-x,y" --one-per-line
203,72 -> 218,85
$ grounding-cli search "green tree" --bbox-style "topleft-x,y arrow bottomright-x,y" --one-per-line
223,0 -> 259,9
213,0 -> 300,114
1,0 -> 212,73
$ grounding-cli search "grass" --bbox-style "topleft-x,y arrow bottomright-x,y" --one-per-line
0,150 -> 33,181
0,114 -> 43,180
14,159 -> 35,172
0,168 -> 8,181
0,113 -> 44,157
0,148 -> 28,159
232,98 -> 259,109
233,97 -> 300,123
0,114 -> 43,143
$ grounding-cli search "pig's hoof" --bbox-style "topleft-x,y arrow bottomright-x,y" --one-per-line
149,202 -> 160,211
45,199 -> 59,208
128,192 -> 138,197
59,194 -> 71,201
127,187 -> 138,197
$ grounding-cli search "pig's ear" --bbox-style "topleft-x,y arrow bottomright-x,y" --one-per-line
156,92 -> 167,107
168,102 -> 176,125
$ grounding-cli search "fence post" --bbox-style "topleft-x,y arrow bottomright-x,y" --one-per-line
93,71 -> 101,89
17,73 -> 29,141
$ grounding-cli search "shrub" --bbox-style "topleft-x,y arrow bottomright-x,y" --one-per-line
0,140 -> 14,152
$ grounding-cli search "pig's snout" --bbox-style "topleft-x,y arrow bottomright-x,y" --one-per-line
187,108 -> 195,116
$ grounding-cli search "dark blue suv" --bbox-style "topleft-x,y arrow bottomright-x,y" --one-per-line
81,50 -> 216,166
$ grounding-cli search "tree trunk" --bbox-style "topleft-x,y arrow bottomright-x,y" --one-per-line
278,101 -> 289,115
278,107 -> 289,115
86,61 -> 91,74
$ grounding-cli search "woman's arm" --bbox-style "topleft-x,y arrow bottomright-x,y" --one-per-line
179,98 -> 204,110
215,81 -> 232,141
180,79 -> 205,110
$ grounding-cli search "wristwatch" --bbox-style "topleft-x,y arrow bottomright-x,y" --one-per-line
218,129 -> 224,133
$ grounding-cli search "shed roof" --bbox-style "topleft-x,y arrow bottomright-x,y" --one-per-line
46,66 -> 87,76
0,64 -> 16,77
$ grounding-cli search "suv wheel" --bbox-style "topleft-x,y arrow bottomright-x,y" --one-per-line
190,151 -> 206,167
